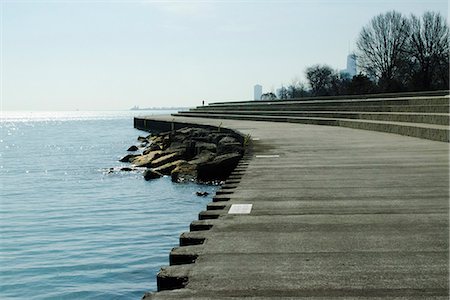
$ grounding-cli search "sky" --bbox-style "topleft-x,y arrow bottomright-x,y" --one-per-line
1,0 -> 448,111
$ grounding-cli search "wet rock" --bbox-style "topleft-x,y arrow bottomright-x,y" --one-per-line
153,159 -> 187,175
119,154 -> 141,162
127,145 -> 139,151
143,169 -> 163,180
137,136 -> 147,142
171,161 -> 197,182
196,191 -> 209,197
120,167 -> 134,172
130,150 -> 163,167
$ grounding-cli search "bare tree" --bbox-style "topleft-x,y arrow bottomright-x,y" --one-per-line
305,64 -> 339,96
409,11 -> 449,90
287,80 -> 309,98
277,85 -> 289,99
357,11 -> 410,91
260,92 -> 277,100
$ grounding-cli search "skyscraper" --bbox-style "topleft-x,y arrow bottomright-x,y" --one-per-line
346,54 -> 357,77
254,84 -> 262,100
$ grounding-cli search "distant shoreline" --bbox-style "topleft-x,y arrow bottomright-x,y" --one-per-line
130,106 -> 191,111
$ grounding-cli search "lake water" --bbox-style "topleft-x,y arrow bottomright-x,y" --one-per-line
0,111 -> 218,299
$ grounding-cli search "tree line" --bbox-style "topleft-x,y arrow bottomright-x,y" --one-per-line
275,10 -> 449,100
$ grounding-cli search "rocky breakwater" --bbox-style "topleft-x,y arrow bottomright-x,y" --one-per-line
120,127 -> 245,183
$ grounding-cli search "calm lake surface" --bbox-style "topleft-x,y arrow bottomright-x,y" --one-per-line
0,111 -> 218,299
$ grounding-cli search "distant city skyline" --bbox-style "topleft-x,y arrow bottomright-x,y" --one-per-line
2,0 -> 448,110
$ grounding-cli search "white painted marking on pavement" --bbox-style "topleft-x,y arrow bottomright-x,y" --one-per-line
255,155 -> 280,158
228,204 -> 253,214
252,138 -> 260,141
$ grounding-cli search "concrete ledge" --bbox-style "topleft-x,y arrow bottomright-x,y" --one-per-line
179,232 -> 207,246
156,265 -> 191,291
198,210 -> 222,220
189,220 -> 215,231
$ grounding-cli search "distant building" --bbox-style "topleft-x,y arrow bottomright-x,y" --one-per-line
346,54 -> 357,77
340,54 -> 357,80
254,84 -> 262,100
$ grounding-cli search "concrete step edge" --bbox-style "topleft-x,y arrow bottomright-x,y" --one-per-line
180,111 -> 449,125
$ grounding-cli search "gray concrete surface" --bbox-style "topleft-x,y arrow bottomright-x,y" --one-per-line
140,116 -> 449,299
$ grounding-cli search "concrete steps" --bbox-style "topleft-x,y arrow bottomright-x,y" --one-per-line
180,110 -> 449,125
175,92 -> 449,142
194,105 -> 450,113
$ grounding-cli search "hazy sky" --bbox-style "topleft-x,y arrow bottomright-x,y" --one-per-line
2,0 -> 448,110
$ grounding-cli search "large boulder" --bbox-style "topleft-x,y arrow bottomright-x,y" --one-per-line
195,142 -> 217,154
150,152 -> 182,168
143,169 -> 163,181
197,153 -> 242,181
119,154 -> 141,162
189,150 -> 215,165
127,145 -> 139,151
171,161 -> 197,182
217,136 -> 243,155
143,143 -> 161,154
130,150 -> 162,167
218,136 -> 238,145
153,159 -> 187,175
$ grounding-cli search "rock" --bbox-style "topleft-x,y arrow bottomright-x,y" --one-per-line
195,142 -> 217,154
217,142 -> 244,155
150,152 -> 182,168
143,143 -> 161,154
130,150 -> 163,167
143,169 -> 163,180
197,153 -> 242,181
164,142 -> 189,155
124,127 -> 245,183
119,154 -> 141,162
196,191 -> 209,197
209,133 -> 230,144
171,161 -> 197,182
127,145 -> 139,151
120,167 -> 134,172
154,159 -> 187,175
176,127 -> 195,135
217,135 -> 243,155
189,150 -> 215,165
218,136 -> 238,145
150,136 -> 163,144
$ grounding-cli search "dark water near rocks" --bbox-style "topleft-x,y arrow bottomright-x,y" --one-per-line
0,111 -> 217,299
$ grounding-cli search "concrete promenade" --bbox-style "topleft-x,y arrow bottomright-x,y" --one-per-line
141,115 -> 449,299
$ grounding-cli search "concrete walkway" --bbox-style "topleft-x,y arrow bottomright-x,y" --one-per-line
142,115 -> 449,299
